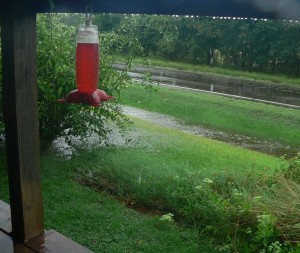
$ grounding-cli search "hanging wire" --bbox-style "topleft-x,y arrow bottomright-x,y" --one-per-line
86,6 -> 93,26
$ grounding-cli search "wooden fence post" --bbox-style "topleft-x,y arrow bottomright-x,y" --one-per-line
0,4 -> 44,242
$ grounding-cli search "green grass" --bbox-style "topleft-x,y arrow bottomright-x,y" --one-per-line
0,151 -> 208,253
74,117 -> 284,199
119,84 -> 300,148
1,118 -> 299,252
72,118 -> 284,215
128,57 -> 300,87
71,118 -> 299,252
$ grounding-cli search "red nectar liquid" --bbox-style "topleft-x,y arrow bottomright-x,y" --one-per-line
76,43 -> 99,94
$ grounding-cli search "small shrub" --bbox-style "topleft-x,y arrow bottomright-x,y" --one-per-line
160,213 -> 174,222
36,14 -> 143,148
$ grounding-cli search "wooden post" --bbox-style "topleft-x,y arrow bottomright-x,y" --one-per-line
0,4 -> 44,242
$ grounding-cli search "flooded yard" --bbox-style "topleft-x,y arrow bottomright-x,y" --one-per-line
122,105 -> 299,158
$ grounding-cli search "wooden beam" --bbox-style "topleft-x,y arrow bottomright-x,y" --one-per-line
0,231 -> 35,253
2,0 -> 299,20
0,200 -> 94,252
0,200 -> 12,234
28,230 -> 94,253
0,4 -> 44,242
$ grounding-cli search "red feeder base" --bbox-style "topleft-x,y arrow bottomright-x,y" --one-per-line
58,89 -> 114,107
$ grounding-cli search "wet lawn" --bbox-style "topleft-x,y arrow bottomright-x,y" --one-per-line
1,117 -> 298,252
0,150 -> 208,253
119,84 -> 300,149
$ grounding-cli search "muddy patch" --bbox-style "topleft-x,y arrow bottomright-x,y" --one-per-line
77,174 -> 170,216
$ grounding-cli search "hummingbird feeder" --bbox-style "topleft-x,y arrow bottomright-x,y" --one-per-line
58,8 -> 113,106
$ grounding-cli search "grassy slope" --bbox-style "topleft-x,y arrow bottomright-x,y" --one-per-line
130,57 -> 300,87
75,117 -> 283,183
71,118 -> 289,251
0,152 -> 204,253
72,117 -> 284,207
119,84 -> 300,148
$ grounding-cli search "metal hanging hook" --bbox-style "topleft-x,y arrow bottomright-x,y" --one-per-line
85,6 -> 93,26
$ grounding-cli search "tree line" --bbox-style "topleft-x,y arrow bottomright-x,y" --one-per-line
95,14 -> 300,77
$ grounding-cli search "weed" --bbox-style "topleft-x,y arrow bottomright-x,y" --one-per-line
160,213 -> 175,223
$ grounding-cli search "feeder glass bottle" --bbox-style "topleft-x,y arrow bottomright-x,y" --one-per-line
76,23 -> 99,94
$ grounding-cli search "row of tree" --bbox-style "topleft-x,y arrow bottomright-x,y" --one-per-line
95,14 -> 300,76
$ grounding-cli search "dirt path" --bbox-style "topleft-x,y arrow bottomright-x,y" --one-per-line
122,105 -> 298,158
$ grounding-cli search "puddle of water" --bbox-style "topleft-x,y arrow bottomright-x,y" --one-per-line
122,105 -> 299,158
51,123 -> 152,159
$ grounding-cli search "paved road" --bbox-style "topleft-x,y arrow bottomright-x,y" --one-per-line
114,63 -> 300,108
